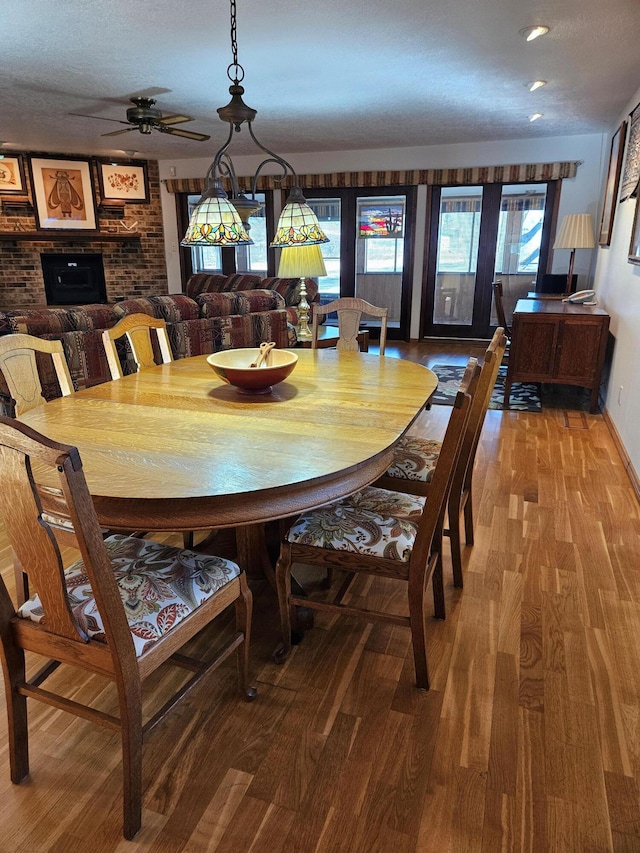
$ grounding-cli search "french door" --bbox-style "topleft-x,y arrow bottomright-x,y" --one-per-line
421,181 -> 558,338
305,187 -> 416,340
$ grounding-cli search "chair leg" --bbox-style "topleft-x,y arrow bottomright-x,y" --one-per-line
431,529 -> 446,621
407,575 -> 430,691
448,490 -> 464,589
463,486 -> 474,546
182,531 -> 194,550
118,684 -> 143,841
273,543 -> 293,664
0,642 -> 29,783
235,574 -> 257,702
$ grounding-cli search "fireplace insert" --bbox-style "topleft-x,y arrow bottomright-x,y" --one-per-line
41,253 -> 107,305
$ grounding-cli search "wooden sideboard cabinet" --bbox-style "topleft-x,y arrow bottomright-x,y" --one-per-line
504,299 -> 610,413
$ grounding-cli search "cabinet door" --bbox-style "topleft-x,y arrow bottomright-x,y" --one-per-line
511,317 -> 558,379
555,319 -> 604,383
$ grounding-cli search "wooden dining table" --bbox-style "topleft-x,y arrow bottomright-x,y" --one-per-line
19,349 -> 437,572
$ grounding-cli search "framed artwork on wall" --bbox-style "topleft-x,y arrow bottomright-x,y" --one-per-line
620,102 -> 640,202
628,196 -> 640,264
598,120 -> 627,246
0,155 -> 27,194
29,157 -> 97,230
98,160 -> 149,203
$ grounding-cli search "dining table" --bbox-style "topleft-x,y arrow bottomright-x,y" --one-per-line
18,349 -> 438,575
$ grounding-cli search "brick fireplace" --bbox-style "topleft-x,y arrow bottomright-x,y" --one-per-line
0,156 -> 168,309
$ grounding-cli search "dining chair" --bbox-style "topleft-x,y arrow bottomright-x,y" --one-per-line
375,328 -> 507,588
102,312 -> 174,381
491,280 -> 512,342
0,416 -> 256,840
0,333 -> 74,416
273,357 -> 480,690
311,297 -> 388,355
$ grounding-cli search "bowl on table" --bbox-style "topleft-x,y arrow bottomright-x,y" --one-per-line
206,348 -> 298,394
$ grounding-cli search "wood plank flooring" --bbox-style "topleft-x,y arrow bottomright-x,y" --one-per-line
0,341 -> 639,851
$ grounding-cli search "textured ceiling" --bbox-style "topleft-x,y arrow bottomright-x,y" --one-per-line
1,0 -> 639,161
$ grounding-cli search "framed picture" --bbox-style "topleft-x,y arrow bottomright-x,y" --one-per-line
620,102 -> 640,202
598,121 -> 627,246
358,200 -> 405,238
628,196 -> 640,264
29,157 -> 97,231
0,155 -> 26,194
98,160 -> 149,203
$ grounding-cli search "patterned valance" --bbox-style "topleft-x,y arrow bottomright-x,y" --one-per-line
163,161 -> 580,194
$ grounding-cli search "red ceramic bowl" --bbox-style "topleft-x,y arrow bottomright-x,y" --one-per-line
207,348 -> 298,393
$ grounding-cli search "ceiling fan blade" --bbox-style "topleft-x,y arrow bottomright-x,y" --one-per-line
101,127 -> 138,137
70,113 -> 130,125
159,126 -> 210,141
159,113 -> 194,126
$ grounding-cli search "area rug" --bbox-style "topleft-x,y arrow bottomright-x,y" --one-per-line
429,363 -> 542,412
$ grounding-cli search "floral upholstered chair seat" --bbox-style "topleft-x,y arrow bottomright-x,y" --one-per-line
383,436 -> 442,483
19,534 -> 241,657
286,486 -> 426,561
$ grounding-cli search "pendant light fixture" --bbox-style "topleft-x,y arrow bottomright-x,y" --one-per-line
182,0 -> 328,252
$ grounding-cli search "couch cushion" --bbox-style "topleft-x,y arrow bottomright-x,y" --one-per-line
236,289 -> 285,313
185,273 -> 264,300
66,304 -> 121,331
113,297 -> 161,320
57,329 -> 114,389
0,308 -> 76,336
196,292 -> 245,319
261,277 -> 319,306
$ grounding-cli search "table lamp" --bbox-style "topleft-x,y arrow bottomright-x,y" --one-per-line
277,244 -> 327,338
553,214 -> 596,296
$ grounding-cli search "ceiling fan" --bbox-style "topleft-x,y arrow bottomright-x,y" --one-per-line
71,96 -> 211,141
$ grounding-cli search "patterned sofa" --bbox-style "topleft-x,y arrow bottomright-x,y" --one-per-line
186,272 -> 321,327
0,285 -> 296,416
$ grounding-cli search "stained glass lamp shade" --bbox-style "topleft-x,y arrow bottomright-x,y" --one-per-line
271,187 -> 329,248
182,182 -> 252,246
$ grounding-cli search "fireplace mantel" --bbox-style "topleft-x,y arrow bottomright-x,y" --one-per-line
0,231 -> 141,242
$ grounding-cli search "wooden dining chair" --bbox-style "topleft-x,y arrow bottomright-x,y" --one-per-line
0,333 -> 74,416
492,280 -> 512,342
102,313 -> 174,380
273,358 -> 479,690
374,328 -> 507,588
0,416 -> 256,840
311,297 -> 388,355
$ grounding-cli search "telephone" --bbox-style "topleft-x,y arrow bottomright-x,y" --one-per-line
563,289 -> 597,305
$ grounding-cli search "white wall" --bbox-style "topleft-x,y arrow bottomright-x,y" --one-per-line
592,86 -> 640,479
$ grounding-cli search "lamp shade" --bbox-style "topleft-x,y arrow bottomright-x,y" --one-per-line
271,187 -> 329,247
278,244 -> 327,278
553,214 -> 596,250
181,183 -> 252,246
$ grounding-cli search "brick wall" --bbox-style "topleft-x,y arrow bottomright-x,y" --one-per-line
0,154 -> 168,309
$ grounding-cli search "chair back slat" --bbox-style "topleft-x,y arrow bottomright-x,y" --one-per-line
492,281 -> 512,340
102,313 -> 173,380
312,297 -> 388,355
0,334 -> 74,416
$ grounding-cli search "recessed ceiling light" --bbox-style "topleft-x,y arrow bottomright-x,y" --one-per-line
519,25 -> 550,41
529,113 -> 543,122
528,80 -> 547,92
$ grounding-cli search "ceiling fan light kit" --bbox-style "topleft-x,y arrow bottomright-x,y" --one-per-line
181,0 -> 328,251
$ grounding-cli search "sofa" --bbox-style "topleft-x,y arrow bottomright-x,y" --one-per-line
0,275 -> 305,415
185,272 -> 321,327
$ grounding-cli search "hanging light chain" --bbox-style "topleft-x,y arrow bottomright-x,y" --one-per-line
227,0 -> 244,84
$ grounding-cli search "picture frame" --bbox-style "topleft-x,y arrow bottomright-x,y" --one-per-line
98,160 -> 149,203
29,157 -> 97,231
628,195 -> 640,264
598,120 -> 627,246
620,102 -> 640,202
0,155 -> 27,194
358,200 -> 405,238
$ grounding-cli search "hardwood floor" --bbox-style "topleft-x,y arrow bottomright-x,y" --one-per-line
0,341 -> 638,851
